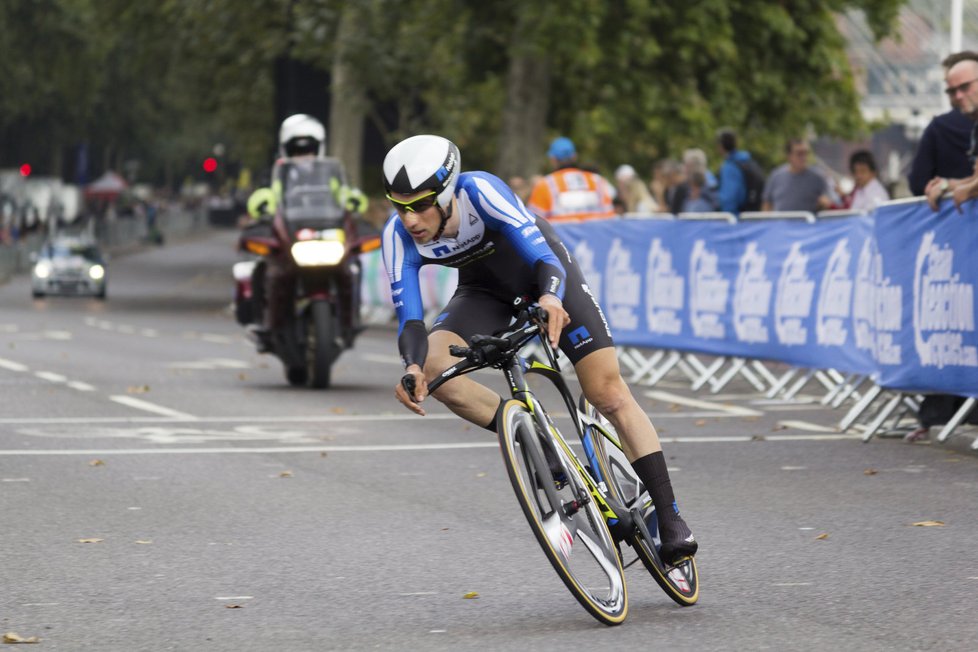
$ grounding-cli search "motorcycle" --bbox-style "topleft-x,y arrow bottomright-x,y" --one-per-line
234,158 -> 379,388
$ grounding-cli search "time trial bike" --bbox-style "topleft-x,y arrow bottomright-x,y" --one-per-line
403,298 -> 698,625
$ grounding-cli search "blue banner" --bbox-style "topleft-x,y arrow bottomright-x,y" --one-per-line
553,199 -> 978,397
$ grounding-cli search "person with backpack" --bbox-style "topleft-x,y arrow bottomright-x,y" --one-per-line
715,128 -> 765,216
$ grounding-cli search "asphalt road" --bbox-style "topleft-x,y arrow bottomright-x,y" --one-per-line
1,229 -> 976,651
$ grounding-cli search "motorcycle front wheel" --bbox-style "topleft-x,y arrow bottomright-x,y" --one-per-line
305,301 -> 339,389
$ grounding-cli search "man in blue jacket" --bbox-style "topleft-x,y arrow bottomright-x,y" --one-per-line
715,128 -> 761,215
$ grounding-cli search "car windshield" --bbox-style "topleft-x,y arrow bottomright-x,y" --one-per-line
276,159 -> 346,224
43,243 -> 102,263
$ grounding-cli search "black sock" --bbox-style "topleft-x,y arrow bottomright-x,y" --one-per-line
632,451 -> 686,525
482,397 -> 506,433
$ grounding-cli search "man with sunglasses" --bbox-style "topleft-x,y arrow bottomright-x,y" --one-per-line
381,134 -> 697,565
908,52 -> 976,198
926,57 -> 978,210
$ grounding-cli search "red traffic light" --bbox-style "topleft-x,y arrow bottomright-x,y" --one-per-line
19,163 -> 32,177
203,157 -> 218,173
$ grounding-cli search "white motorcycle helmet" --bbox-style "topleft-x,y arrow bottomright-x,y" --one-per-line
279,114 -> 326,158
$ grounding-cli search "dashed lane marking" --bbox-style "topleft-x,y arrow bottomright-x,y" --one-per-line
778,420 -> 837,433
66,381 -> 96,392
0,357 -> 29,372
35,371 -> 68,383
108,396 -> 197,419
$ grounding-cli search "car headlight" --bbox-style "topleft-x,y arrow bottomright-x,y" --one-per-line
34,261 -> 52,279
88,264 -> 105,280
291,231 -> 346,266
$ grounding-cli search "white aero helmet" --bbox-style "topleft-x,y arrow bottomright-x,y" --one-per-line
382,135 -> 460,211
279,114 -> 326,157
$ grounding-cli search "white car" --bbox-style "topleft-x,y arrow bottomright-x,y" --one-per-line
31,236 -> 107,299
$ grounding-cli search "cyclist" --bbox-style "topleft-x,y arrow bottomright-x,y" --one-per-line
382,134 -> 697,564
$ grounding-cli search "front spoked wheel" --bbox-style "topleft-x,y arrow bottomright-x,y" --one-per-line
579,395 -> 699,606
498,400 -> 628,626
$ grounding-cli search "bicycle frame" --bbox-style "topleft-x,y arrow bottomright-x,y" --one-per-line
425,316 -> 642,542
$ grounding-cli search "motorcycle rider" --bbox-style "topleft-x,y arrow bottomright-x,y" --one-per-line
245,114 -> 368,351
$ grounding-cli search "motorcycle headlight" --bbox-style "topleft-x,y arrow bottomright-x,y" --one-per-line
291,230 -> 345,266
34,261 -> 52,279
88,264 -> 105,280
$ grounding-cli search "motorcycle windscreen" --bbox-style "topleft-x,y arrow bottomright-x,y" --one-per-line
277,159 -> 346,228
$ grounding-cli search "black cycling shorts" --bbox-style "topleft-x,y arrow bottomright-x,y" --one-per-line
431,276 -> 614,366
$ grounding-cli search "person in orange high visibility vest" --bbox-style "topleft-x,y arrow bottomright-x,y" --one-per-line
527,137 -> 616,222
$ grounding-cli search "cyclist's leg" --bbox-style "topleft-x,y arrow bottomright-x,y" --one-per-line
558,279 -> 697,564
423,289 -> 512,430
425,330 -> 501,428
573,349 -> 697,563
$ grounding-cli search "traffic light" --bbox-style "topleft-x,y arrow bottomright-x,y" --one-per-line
203,157 -> 218,173
19,163 -> 31,177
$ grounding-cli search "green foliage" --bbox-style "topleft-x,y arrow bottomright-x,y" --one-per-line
0,0 -> 906,184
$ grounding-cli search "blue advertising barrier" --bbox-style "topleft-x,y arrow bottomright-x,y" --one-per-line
552,198 -> 978,398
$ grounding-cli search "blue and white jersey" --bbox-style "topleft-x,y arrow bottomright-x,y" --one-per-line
382,171 -> 568,333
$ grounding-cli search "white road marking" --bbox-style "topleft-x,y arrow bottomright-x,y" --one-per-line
44,330 -> 72,340
0,324 -> 19,332
0,357 -> 29,372
166,358 -> 249,370
779,420 -> 838,433
359,353 -> 408,365
0,433 -> 866,456
118,325 -> 136,334
400,592 -> 438,596
0,410 -> 748,426
199,334 -> 233,344
772,582 -> 812,587
109,396 -> 197,419
67,381 -> 96,392
22,603 -> 60,606
35,371 -> 68,383
215,596 -> 254,601
140,329 -> 159,338
2,478 -> 30,482
645,390 -> 763,416
781,466 -> 807,470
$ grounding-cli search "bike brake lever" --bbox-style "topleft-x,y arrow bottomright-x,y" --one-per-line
400,374 -> 416,396
448,344 -> 468,357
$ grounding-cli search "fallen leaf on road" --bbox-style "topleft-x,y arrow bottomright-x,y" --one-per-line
89,459 -> 105,467
863,468 -> 878,475
462,592 -> 479,599
751,435 -> 766,441
912,520 -> 945,527
3,631 -> 40,644
319,452 -> 328,458
771,424 -> 788,431
225,604 -> 244,609
135,540 -> 153,545
238,373 -> 248,381
815,533 -> 829,540
669,404 -> 682,412
279,471 -> 293,478
476,472 -> 487,478
329,407 -> 345,414
77,538 -> 104,544
127,385 -> 150,394
694,420 -> 706,427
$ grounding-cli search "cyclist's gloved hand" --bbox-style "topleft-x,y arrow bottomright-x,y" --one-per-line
538,293 -> 570,350
395,364 -> 428,416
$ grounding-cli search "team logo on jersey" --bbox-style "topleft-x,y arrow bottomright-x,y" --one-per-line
469,212 -> 478,225
432,244 -> 451,257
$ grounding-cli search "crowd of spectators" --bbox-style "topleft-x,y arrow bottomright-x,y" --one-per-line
517,129 -> 894,224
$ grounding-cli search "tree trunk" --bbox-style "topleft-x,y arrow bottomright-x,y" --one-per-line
495,32 -> 551,181
329,5 -> 368,189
